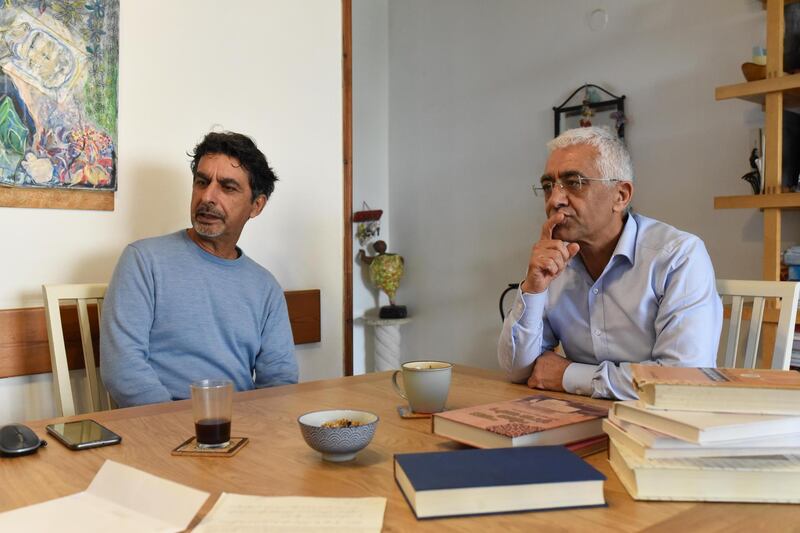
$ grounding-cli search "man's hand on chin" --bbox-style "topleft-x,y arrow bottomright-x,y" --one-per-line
527,351 -> 570,392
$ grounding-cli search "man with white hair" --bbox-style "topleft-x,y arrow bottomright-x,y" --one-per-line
498,127 -> 722,400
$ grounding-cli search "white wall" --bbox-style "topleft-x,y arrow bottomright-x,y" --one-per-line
384,0 -> 798,369
352,0 -> 390,374
0,0 -> 343,424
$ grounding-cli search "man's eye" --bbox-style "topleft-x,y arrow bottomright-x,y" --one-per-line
541,182 -> 554,192
565,178 -> 582,190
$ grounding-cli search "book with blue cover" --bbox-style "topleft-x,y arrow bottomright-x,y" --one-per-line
393,445 -> 606,519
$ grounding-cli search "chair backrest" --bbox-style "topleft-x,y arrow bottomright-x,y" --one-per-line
716,279 -> 800,370
42,283 -> 110,417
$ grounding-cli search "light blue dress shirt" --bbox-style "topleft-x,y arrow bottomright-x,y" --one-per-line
498,213 -> 722,400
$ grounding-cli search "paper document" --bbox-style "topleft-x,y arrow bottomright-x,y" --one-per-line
0,460 -> 209,533
194,493 -> 387,533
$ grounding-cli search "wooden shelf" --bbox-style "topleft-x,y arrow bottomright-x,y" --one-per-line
714,192 -> 800,209
715,73 -> 800,106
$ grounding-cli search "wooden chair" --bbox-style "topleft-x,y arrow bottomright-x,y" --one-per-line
42,283 -> 111,417
716,279 -> 800,370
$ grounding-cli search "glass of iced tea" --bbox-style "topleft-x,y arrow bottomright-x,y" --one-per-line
190,379 -> 233,448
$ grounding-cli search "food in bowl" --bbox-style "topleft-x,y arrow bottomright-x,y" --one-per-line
298,409 -> 379,462
321,418 -> 363,428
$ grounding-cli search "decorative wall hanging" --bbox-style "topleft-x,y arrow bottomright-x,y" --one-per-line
353,202 -> 383,247
553,84 -> 626,141
0,0 -> 119,211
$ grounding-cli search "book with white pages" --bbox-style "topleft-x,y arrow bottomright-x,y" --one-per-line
609,440 -> 800,503
603,418 -> 800,460
612,401 -> 800,444
630,365 -> 800,415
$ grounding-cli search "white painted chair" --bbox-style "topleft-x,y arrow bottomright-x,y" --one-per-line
716,279 -> 800,370
42,283 -> 112,416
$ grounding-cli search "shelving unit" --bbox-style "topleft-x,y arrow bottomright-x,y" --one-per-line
715,0 -> 800,364
714,192 -> 800,210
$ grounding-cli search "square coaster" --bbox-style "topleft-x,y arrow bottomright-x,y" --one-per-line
397,405 -> 442,419
171,436 -> 249,457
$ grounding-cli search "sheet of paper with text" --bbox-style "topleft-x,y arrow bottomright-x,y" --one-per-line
194,493 -> 387,533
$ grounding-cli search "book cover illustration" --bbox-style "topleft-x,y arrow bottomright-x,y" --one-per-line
440,395 -> 608,438
632,365 -> 800,390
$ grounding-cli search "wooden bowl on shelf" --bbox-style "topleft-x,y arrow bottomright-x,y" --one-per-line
742,62 -> 766,82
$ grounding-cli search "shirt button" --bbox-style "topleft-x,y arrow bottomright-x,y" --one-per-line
593,288 -> 599,294
595,330 -> 601,336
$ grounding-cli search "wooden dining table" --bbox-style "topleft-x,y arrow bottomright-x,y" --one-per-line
2,365 -> 799,532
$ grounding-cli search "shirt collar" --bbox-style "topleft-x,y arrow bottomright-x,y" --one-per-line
611,213 -> 637,266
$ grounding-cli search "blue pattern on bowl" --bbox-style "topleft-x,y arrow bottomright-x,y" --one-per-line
298,409 -> 379,462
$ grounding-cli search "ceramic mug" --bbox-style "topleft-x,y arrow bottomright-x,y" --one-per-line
391,361 -> 452,413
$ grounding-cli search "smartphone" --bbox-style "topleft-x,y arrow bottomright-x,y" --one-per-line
46,420 -> 122,450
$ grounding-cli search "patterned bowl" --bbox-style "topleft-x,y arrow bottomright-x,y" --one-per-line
297,409 -> 379,462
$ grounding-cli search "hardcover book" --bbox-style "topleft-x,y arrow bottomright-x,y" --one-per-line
612,401 -> 800,444
394,446 -> 606,519
431,395 -> 609,448
603,417 -> 800,460
631,365 -> 800,415
609,440 -> 800,503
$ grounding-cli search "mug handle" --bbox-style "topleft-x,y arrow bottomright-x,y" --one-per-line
391,370 -> 407,400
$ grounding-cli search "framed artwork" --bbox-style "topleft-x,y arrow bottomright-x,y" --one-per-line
553,84 -> 626,142
0,0 -> 118,210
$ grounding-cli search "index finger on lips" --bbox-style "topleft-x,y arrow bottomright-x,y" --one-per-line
540,212 -> 564,240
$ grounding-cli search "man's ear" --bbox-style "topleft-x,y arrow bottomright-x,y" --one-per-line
250,194 -> 267,218
613,181 -> 633,213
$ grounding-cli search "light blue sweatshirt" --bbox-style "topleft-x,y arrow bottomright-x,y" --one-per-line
100,230 -> 298,407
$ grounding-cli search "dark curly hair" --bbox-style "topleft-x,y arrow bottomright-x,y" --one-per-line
189,131 -> 278,201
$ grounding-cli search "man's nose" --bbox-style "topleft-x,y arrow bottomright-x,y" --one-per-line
200,181 -> 220,203
546,183 -> 569,209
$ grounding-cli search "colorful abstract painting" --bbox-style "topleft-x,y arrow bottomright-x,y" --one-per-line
0,0 -> 118,190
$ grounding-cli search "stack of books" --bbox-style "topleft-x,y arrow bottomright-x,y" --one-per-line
605,365 -> 800,502
792,325 -> 800,368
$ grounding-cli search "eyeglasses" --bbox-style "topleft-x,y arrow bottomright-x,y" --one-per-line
532,173 -> 620,197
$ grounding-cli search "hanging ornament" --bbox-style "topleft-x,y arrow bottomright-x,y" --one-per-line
579,98 -> 594,127
353,202 -> 383,247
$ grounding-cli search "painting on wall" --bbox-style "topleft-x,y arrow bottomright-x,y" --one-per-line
0,0 -> 118,191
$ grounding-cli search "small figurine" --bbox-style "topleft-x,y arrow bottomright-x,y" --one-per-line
579,96 -> 593,127
741,147 -> 761,195
358,240 -> 407,319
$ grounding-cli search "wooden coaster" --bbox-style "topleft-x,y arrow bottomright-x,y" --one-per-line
171,436 -> 249,457
397,405 -> 439,419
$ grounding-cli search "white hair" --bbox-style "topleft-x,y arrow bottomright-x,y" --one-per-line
546,126 -> 633,182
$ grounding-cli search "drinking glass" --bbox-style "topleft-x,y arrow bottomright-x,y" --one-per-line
191,379 -> 233,448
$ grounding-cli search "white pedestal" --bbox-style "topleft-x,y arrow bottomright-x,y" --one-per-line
363,316 -> 412,372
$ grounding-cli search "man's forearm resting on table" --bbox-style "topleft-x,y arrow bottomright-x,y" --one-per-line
498,289 -> 549,383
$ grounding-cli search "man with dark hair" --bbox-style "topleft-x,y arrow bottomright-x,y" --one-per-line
100,131 -> 298,407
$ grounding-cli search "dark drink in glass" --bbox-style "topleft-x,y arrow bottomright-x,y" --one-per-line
191,379 -> 234,448
194,418 -> 231,446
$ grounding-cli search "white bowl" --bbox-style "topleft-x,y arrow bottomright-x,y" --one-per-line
297,409 -> 379,462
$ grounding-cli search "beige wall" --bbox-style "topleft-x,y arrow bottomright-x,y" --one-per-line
0,0 -> 343,424
383,0 -> 796,368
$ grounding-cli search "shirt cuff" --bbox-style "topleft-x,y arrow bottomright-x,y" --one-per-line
562,362 -> 597,396
514,289 -> 548,328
